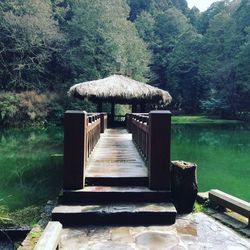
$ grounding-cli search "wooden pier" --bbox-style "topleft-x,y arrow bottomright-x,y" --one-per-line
52,110 -> 176,226
32,110 -> 250,249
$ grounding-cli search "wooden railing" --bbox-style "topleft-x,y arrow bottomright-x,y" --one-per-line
114,115 -> 126,122
209,189 -> 250,227
34,221 -> 62,250
87,114 -> 101,158
63,111 -> 107,190
126,113 -> 149,161
126,111 -> 172,191
100,113 -> 108,132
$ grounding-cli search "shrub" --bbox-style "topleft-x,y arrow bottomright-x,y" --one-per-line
0,91 -> 97,128
0,93 -> 19,126
17,91 -> 51,125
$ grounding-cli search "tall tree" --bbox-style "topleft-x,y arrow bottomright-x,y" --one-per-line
0,0 -> 64,91
65,0 -> 149,82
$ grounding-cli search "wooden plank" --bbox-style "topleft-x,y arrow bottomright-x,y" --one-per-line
209,189 -> 250,219
34,222 -> 62,250
86,129 -> 148,178
86,176 -> 148,186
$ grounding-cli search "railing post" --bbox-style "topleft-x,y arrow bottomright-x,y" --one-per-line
126,113 -> 132,133
63,111 -> 87,190
100,113 -> 106,133
148,111 -> 171,190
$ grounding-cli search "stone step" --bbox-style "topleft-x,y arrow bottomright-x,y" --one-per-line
86,176 -> 148,186
52,203 -> 176,226
62,186 -> 171,204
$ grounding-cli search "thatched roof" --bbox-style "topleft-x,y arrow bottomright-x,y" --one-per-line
68,74 -> 172,105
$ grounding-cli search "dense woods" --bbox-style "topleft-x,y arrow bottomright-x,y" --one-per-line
0,0 -> 250,126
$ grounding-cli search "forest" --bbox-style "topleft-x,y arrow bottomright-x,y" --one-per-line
0,0 -> 250,127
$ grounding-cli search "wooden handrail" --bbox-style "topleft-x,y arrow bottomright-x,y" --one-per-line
34,221 -> 62,250
114,115 -> 126,122
87,113 -> 101,158
100,113 -> 107,133
209,189 -> 250,227
127,111 -> 172,190
63,111 -> 107,190
128,113 -> 149,161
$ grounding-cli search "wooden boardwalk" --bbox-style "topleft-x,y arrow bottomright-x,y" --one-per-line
34,112 -> 250,248
86,129 -> 147,178
52,111 -> 176,230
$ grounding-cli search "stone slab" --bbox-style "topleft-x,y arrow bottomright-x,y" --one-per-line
62,186 -> 171,204
59,213 -> 250,250
52,203 -> 176,226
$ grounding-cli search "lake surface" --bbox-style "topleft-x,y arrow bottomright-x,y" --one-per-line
0,127 -> 63,211
172,123 -> 250,201
0,122 -> 249,214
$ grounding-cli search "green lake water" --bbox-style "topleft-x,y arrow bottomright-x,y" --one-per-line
172,123 -> 250,201
0,127 -> 63,211
0,123 -> 249,214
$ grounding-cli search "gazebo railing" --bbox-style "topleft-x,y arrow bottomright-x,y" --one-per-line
126,111 -> 172,191
114,115 -> 126,122
126,113 -> 149,161
87,113 -> 101,158
63,111 -> 107,190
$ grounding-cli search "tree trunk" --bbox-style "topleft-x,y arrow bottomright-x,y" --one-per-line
171,161 -> 198,214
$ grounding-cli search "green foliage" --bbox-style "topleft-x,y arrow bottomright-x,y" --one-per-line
133,3 -> 205,113
0,205 -> 41,226
197,0 -> 250,116
172,115 -> 241,124
0,0 -> 65,91
130,0 -> 250,116
65,0 -> 149,83
0,0 -> 149,92
0,91 -> 97,127
0,205 -> 13,225
192,201 -> 205,213
0,0 -> 250,123
0,93 -> 19,125
0,92 -> 51,126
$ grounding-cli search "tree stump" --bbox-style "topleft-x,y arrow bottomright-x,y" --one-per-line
171,161 -> 198,214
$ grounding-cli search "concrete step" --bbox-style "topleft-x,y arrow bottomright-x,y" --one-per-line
52,203 -> 176,226
86,176 -> 148,186
61,186 -> 171,204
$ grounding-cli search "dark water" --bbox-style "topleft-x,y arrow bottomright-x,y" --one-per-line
172,123 -> 250,201
0,127 -> 63,211
0,123 -> 249,213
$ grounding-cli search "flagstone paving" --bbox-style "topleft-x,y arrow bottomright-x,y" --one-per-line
60,212 -> 250,250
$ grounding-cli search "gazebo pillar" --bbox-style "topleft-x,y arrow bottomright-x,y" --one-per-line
140,103 -> 146,113
111,102 -> 115,125
132,104 -> 138,113
97,102 -> 103,112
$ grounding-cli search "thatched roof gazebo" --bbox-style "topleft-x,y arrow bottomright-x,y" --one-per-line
68,74 -> 172,126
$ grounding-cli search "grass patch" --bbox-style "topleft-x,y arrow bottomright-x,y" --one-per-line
172,115 -> 241,124
193,202 -> 206,213
0,205 -> 41,227
11,206 -> 41,226
0,205 -> 13,225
